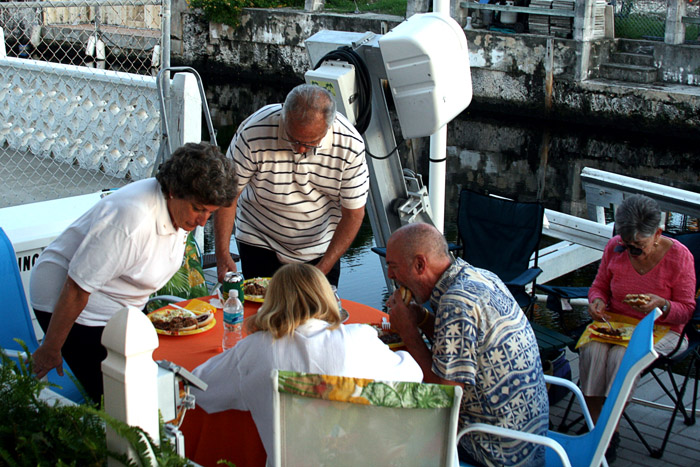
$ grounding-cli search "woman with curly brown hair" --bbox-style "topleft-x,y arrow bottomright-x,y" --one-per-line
30,142 -> 238,403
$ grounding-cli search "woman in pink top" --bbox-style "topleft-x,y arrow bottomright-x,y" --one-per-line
580,194 -> 696,458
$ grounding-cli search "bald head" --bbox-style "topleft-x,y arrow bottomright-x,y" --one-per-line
385,223 -> 452,302
388,222 -> 451,261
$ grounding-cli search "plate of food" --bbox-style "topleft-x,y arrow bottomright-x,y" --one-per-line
243,277 -> 270,303
148,301 -> 216,336
369,324 -> 405,349
589,322 -> 634,342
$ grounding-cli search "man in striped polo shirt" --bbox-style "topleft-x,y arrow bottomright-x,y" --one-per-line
214,84 -> 369,287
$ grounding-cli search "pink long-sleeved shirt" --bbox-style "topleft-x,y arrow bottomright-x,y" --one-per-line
588,235 -> 696,334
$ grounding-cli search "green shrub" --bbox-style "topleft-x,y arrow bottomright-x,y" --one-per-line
187,0 -> 404,27
187,0 -> 304,27
0,343 -> 193,466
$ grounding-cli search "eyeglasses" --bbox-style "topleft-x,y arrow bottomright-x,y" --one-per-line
616,241 -> 645,257
281,135 -> 323,152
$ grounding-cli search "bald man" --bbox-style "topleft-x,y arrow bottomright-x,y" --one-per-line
386,222 -> 549,467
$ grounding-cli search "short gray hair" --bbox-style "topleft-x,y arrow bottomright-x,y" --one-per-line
615,194 -> 661,241
282,84 -> 336,128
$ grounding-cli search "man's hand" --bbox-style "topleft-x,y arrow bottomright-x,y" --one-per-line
214,199 -> 239,283
216,254 -> 238,283
315,206 -> 364,275
387,289 -> 423,336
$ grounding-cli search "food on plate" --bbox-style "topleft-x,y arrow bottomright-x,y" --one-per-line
623,294 -> 651,306
149,308 -> 213,333
244,282 -> 266,296
243,277 -> 270,302
370,324 -> 404,347
399,286 -> 413,305
591,325 -> 622,338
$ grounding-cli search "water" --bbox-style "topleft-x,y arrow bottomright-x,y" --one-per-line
201,75 -> 700,324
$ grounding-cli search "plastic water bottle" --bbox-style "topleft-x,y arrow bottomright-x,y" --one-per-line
222,295 -> 244,350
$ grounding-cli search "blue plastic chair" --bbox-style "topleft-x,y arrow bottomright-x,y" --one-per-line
458,309 -> 660,467
0,227 -> 85,403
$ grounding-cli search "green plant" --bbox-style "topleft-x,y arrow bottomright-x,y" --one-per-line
323,0 -> 406,16
0,343 -> 193,466
187,0 -> 405,27
187,0 -> 304,27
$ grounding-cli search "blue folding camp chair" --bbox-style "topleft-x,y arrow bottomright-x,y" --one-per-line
452,188 -> 545,316
0,227 -> 85,403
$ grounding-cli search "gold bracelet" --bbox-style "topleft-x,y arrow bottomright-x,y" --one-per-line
418,308 -> 430,328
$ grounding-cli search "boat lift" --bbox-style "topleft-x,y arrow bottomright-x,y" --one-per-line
304,13 -> 473,291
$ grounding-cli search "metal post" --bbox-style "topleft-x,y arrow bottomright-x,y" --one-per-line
427,0 -> 450,233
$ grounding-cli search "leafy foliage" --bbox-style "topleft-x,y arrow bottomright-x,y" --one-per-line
186,0 -> 404,27
0,343 -> 193,466
187,0 -> 304,27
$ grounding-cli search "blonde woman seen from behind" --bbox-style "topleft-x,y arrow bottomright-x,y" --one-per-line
192,263 -> 422,461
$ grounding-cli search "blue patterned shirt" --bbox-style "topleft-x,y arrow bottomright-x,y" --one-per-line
430,258 -> 549,467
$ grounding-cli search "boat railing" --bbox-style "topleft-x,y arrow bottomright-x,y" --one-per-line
535,166 -> 700,286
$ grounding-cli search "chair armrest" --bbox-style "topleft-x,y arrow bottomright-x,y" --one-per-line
457,423 -> 571,467
370,247 -> 386,258
2,349 -> 29,360
544,375 -> 596,431
447,242 -> 463,255
504,267 -> 542,288
535,284 -> 590,300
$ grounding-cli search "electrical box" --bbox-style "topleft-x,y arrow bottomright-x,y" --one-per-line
157,366 -> 178,422
378,13 -> 473,139
304,61 -> 358,125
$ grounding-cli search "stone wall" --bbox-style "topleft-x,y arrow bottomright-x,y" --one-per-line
173,8 -> 700,136
179,8 -> 403,77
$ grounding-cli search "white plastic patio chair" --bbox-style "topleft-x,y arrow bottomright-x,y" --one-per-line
271,369 -> 463,466
458,309 -> 660,467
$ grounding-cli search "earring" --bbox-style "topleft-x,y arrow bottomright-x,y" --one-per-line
654,241 -> 658,246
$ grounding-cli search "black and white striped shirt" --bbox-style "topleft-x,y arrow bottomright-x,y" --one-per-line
226,104 -> 369,263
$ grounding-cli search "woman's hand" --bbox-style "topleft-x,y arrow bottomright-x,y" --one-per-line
32,344 -> 64,379
588,298 -> 609,321
630,293 -> 666,315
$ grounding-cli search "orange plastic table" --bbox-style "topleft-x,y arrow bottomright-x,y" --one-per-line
152,295 -> 389,467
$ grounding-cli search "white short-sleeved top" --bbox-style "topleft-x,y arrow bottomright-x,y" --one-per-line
30,178 -> 188,326
226,104 -> 369,263
191,319 -> 423,458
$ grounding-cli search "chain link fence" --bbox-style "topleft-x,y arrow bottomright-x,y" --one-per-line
613,0 -> 699,41
613,0 -> 665,39
0,0 -> 169,209
685,1 -> 700,44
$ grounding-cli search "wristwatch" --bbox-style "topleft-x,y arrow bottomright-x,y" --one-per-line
661,300 -> 670,313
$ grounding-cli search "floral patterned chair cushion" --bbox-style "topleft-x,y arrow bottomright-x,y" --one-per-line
272,370 -> 462,466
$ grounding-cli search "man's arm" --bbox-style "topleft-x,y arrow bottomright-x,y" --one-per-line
32,276 -> 90,379
214,194 -> 240,282
315,205 -> 365,275
388,292 -> 464,387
